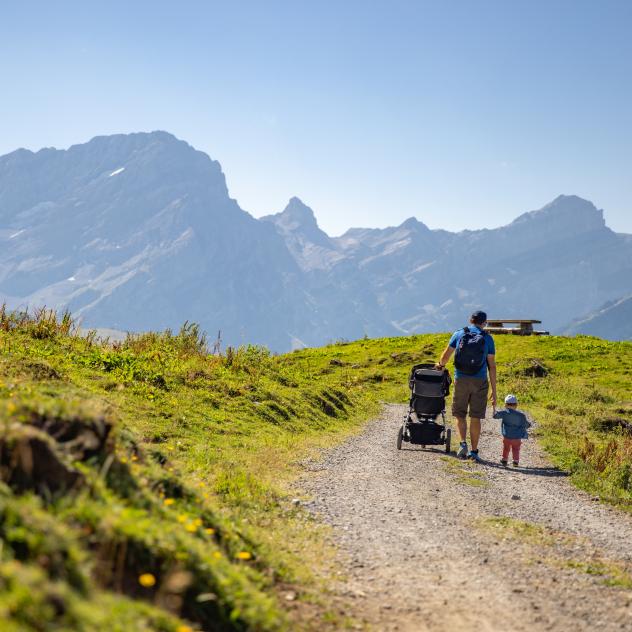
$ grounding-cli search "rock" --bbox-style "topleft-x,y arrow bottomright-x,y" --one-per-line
0,423 -> 84,495
522,360 -> 550,378
27,409 -> 113,461
511,494 -> 521,500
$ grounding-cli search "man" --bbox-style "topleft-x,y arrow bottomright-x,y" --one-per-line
436,310 -> 496,462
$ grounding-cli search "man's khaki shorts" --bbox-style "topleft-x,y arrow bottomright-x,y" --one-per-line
451,377 -> 489,419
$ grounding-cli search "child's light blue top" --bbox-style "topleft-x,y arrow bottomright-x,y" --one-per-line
493,408 -> 531,439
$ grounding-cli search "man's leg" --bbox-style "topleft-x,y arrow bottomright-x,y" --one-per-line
467,379 -> 489,458
455,416 -> 467,442
469,417 -> 481,450
455,416 -> 469,458
451,379 -> 470,458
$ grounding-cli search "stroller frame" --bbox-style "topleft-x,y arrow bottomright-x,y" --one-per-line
397,363 -> 452,453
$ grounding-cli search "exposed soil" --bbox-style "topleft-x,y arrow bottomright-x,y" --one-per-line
300,405 -> 632,631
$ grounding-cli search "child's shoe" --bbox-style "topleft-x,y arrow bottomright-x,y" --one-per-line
512,461 -> 519,467
500,459 -> 508,466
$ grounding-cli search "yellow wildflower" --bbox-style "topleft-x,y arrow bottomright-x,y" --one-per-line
212,551 -> 222,559
193,518 -> 203,527
205,528 -> 215,535
138,573 -> 156,588
235,551 -> 252,560
185,523 -> 197,533
164,498 -> 175,506
177,514 -> 187,523
176,626 -> 193,632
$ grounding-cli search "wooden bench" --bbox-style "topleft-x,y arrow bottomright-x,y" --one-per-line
485,319 -> 549,336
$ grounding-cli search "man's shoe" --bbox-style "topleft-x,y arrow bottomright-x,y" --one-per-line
468,450 -> 481,463
500,459 -> 508,466
457,442 -> 468,459
512,461 -> 519,467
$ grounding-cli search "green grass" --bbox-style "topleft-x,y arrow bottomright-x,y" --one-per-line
478,515 -> 632,589
0,308 -> 631,630
477,515 -> 569,546
561,559 -> 632,589
440,456 -> 489,487
493,335 -> 632,507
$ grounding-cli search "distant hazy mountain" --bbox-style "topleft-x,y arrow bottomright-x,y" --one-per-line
265,193 -> 632,340
562,296 -> 632,341
1,132 -> 631,349
0,132 -> 313,349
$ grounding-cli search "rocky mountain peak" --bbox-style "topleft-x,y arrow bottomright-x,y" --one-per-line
277,197 -> 319,228
510,194 -> 606,234
263,197 -> 332,247
0,131 -> 232,226
399,216 -> 430,232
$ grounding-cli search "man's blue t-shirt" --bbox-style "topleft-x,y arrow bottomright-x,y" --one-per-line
448,326 -> 495,380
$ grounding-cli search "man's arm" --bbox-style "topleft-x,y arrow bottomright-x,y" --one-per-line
487,354 -> 497,407
436,345 -> 454,369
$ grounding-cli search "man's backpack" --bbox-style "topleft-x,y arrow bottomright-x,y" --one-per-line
454,327 -> 488,375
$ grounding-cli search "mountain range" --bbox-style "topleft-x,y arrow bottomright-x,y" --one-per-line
562,296 -> 632,341
1,131 -> 630,350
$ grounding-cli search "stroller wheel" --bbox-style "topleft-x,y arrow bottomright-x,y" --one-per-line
445,428 -> 452,454
397,426 -> 403,450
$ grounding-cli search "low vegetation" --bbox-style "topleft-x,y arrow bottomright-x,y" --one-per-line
477,515 -> 632,589
440,456 -> 489,487
0,308 -> 630,630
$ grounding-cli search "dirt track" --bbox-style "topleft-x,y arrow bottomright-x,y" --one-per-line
301,405 -> 632,631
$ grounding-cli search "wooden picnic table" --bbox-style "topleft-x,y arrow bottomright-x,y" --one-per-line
485,319 -> 549,336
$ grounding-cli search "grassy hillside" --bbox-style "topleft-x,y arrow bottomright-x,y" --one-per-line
0,309 -> 630,631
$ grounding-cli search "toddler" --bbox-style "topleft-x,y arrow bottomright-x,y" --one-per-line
493,394 -> 531,467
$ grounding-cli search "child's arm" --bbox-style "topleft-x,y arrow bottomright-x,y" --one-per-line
492,410 -> 504,419
521,413 -> 532,438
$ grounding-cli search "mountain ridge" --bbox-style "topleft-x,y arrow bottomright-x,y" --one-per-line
563,295 -> 632,341
1,131 -> 630,348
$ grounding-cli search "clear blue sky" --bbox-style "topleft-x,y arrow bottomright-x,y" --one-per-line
1,1 -> 630,235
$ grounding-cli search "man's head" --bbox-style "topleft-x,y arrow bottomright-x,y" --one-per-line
504,394 -> 518,409
469,310 -> 487,327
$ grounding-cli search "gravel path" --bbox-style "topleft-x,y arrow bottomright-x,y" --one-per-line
301,405 -> 632,631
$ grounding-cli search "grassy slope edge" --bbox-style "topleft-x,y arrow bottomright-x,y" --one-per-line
0,311 -> 630,631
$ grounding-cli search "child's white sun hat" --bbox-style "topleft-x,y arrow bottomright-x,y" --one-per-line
504,394 -> 518,404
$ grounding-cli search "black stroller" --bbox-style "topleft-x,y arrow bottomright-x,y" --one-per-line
397,363 -> 451,452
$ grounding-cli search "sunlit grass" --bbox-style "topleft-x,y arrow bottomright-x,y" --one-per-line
0,307 -> 630,629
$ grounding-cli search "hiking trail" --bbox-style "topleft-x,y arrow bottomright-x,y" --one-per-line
300,405 -> 632,631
